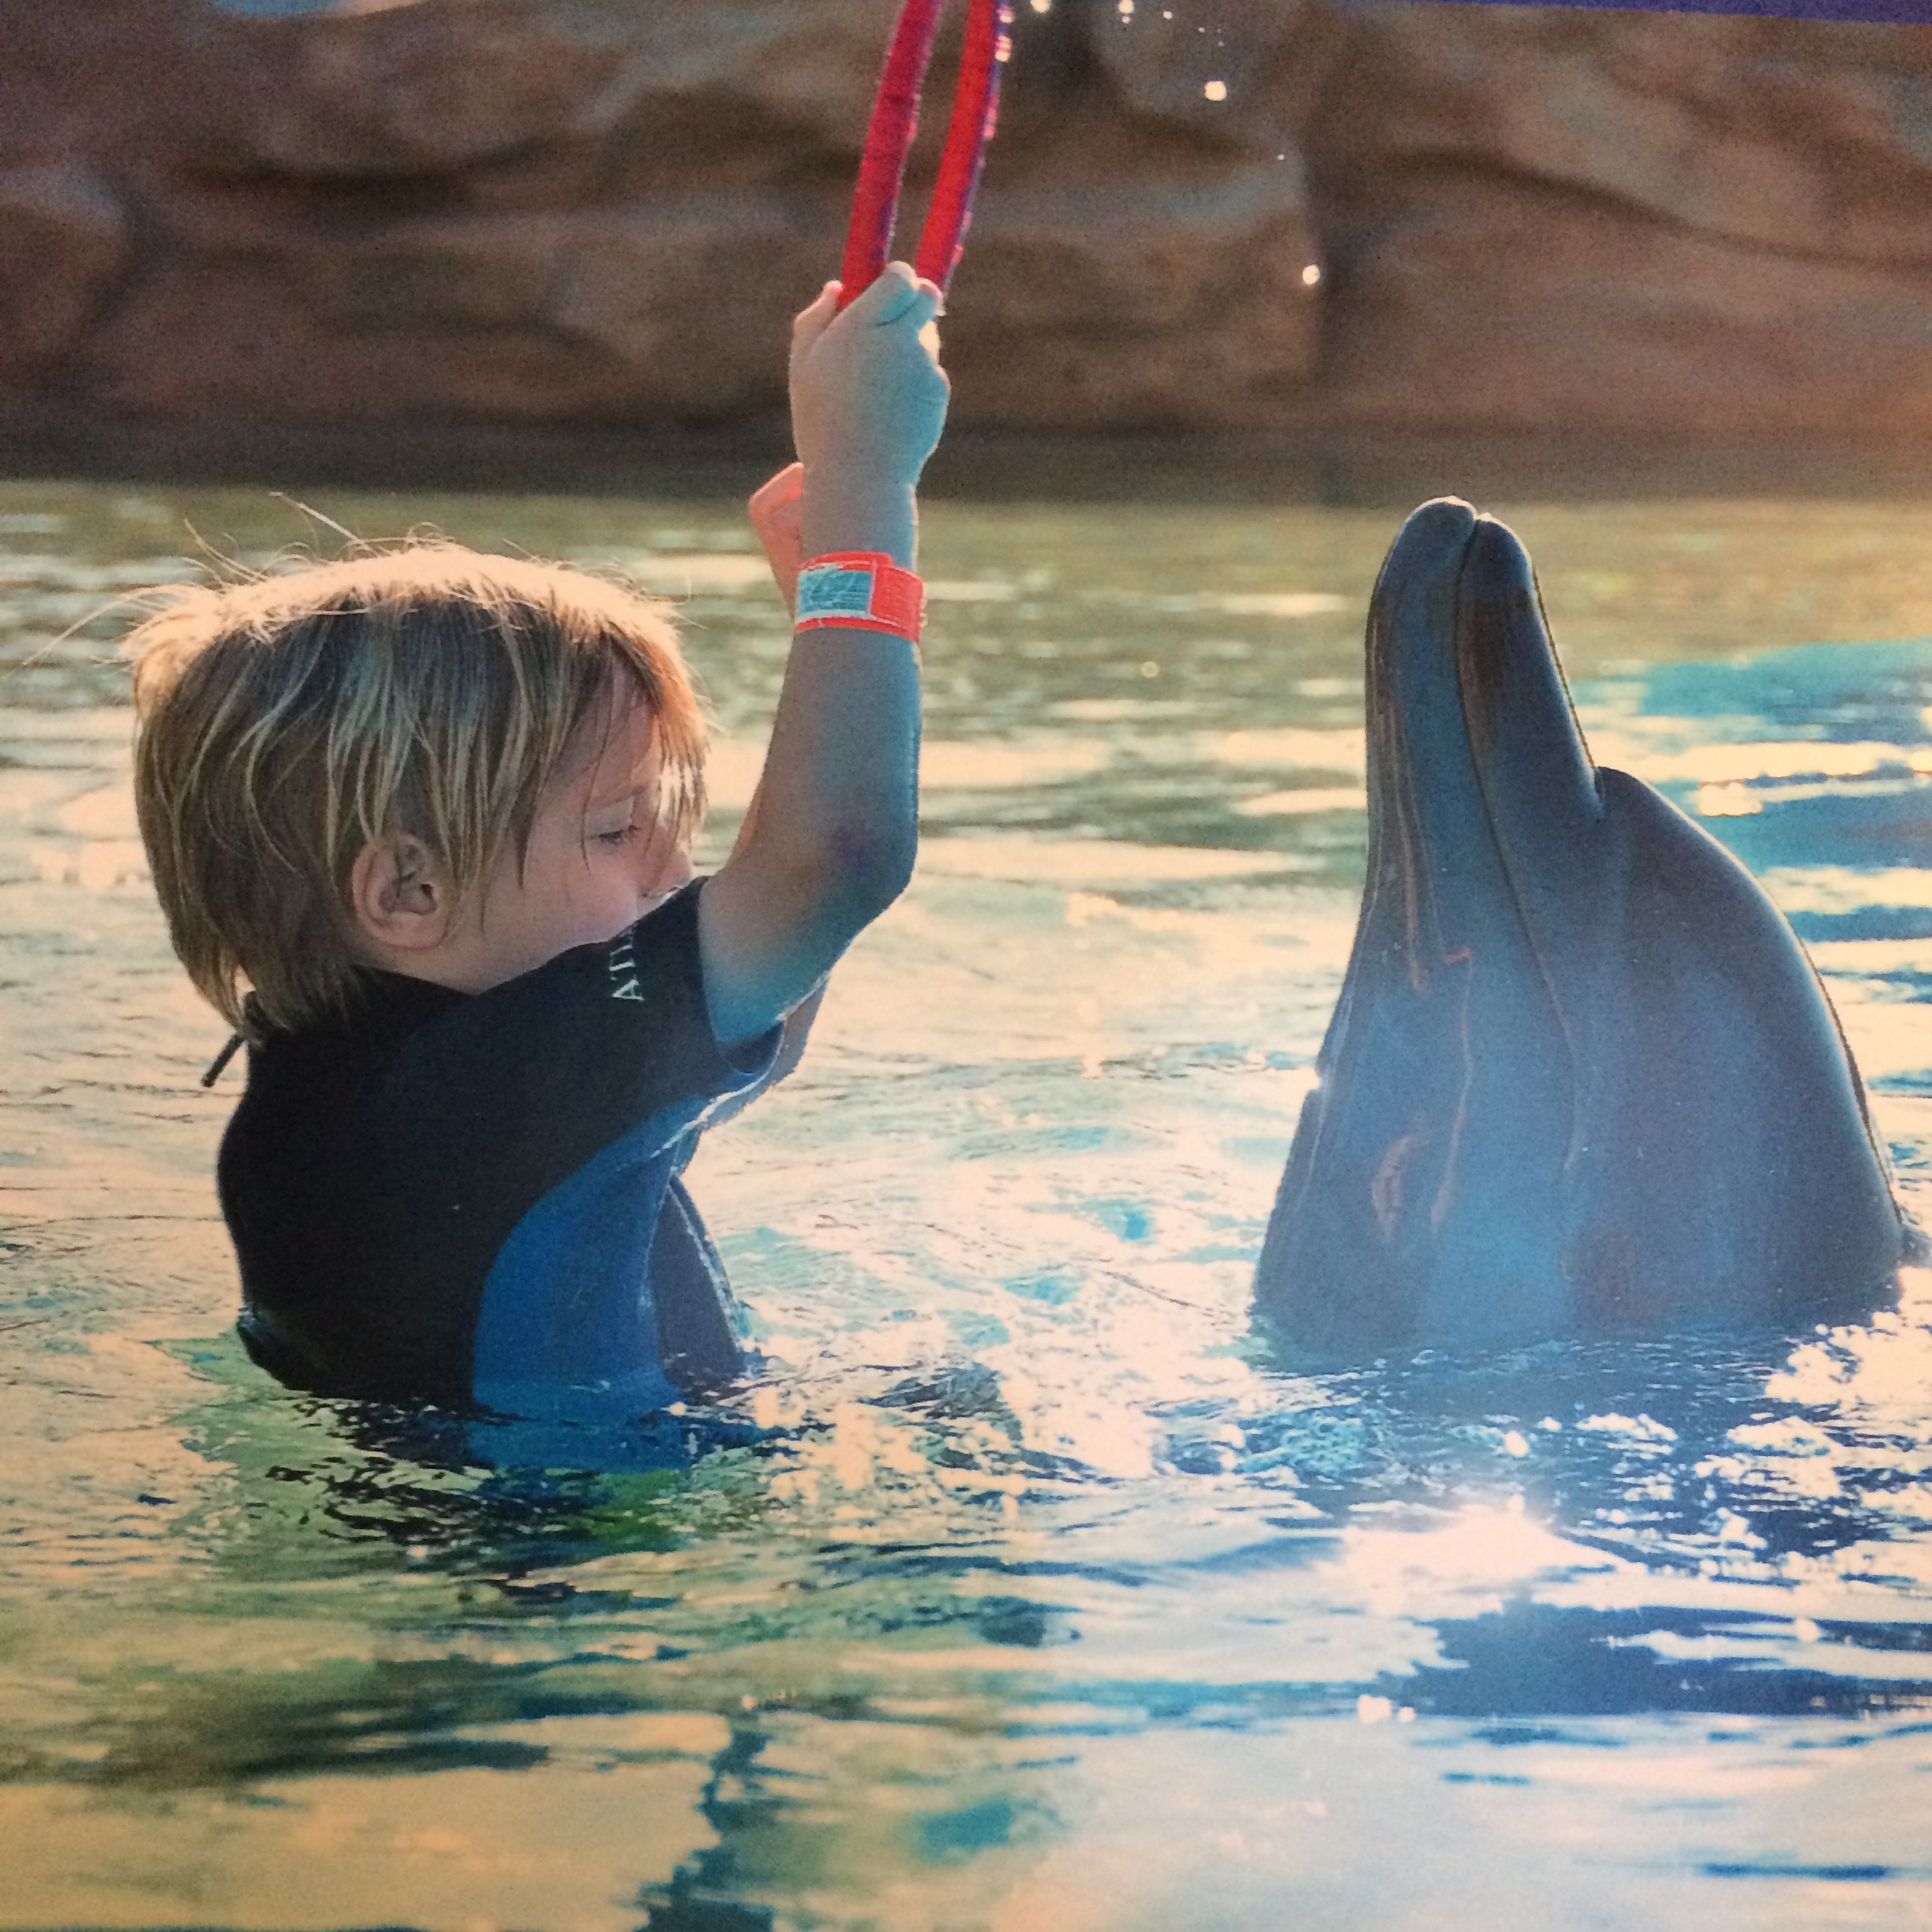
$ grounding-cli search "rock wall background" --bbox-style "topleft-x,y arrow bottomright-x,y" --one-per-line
2,0 -> 1930,482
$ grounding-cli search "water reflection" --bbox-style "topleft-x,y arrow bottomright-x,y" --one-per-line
1581,642 -> 1932,918
3,483 -> 1931,1927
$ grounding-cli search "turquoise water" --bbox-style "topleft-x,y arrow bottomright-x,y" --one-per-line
3,481 -> 1932,1929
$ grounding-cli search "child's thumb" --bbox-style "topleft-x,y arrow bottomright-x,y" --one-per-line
790,281 -> 842,365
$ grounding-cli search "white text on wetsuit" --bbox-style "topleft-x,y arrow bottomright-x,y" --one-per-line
607,930 -> 643,1002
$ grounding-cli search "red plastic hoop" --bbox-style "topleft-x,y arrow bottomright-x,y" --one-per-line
837,0 -> 1013,309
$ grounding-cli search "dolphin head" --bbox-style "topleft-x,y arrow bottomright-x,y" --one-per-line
1255,499 -> 1908,1359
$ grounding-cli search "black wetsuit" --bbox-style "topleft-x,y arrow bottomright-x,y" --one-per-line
219,882 -> 778,1420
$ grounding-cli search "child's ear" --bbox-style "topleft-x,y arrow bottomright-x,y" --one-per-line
350,834 -> 455,954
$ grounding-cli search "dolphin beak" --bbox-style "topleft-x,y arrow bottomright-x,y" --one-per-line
1363,498 -> 1603,985
1365,498 -> 1481,833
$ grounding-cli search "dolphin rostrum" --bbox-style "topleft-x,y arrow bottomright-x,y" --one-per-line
1254,499 -> 1915,1357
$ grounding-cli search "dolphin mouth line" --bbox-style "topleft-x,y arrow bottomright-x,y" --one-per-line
1454,519 -> 1600,1179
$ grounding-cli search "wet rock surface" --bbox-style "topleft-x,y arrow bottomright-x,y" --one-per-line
0,0 -> 1928,477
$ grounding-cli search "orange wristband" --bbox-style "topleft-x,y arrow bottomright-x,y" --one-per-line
795,552 -> 924,642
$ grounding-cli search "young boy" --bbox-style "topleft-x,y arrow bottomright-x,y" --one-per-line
129,264 -> 948,1423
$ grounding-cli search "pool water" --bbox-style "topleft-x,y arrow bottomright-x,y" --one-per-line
3,482 -> 1932,1930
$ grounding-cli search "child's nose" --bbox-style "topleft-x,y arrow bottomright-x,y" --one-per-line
646,840 -> 695,900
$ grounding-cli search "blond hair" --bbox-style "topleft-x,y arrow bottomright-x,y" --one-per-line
129,541 -> 706,1036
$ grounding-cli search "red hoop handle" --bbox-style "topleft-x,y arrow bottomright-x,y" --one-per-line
837,0 -> 1013,309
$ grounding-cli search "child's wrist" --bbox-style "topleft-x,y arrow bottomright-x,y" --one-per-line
799,474 -> 917,569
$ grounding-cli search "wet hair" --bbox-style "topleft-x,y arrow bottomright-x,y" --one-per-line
129,541 -> 706,1035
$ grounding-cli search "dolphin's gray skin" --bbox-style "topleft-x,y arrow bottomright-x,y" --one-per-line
1254,499 -> 1914,1356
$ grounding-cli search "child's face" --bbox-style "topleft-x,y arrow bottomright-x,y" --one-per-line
444,682 -> 693,991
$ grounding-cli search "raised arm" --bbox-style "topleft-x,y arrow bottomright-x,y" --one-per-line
696,263 -> 949,1048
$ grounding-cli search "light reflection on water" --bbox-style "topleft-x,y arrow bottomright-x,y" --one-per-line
3,483 -> 1932,1929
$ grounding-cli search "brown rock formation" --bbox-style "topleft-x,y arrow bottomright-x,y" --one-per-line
0,163 -> 129,380
0,0 -> 1928,477
1306,5 -> 1932,439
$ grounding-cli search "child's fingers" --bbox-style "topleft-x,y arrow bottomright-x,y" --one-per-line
748,462 -> 806,615
852,261 -> 941,332
787,259 -> 949,489
748,461 -> 804,524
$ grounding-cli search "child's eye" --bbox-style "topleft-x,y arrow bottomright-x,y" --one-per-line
591,822 -> 641,848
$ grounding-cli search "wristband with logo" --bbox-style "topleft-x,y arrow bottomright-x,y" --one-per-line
794,552 -> 924,642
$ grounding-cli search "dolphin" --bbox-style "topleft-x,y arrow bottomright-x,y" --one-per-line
1253,498 -> 1915,1357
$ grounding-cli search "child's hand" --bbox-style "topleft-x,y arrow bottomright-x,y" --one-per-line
748,462 -> 804,615
788,264 -> 949,564
693,267 -> 942,1048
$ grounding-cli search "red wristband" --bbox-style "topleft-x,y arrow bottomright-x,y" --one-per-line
795,552 -> 924,642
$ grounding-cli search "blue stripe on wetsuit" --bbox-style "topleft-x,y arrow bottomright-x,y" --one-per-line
472,1107 -> 710,1422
